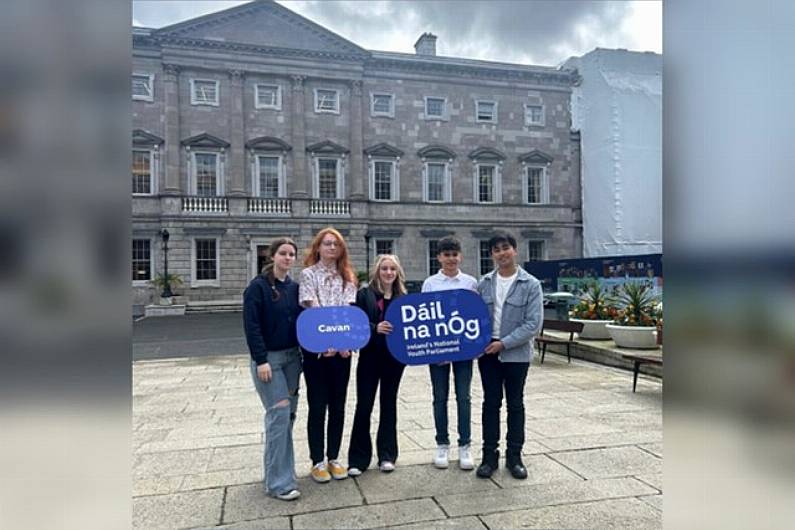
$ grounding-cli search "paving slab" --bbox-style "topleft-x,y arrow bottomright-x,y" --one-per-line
206,444 -> 262,471
132,476 -> 184,497
639,494 -> 664,511
137,433 -> 261,453
189,517 -> 291,530
293,498 -> 446,529
436,477 -> 657,517
538,429 -> 662,452
390,516 -> 487,530
180,467 -> 261,491
481,497 -> 662,529
133,448 -> 212,478
355,464 -> 499,503
526,415 -> 621,438
639,441 -> 663,458
549,446 -> 662,479
487,454 -> 584,488
133,488 -> 223,529
636,472 -> 663,491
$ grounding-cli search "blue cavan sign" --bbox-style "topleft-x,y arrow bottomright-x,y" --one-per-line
297,306 -> 371,353
384,289 -> 491,365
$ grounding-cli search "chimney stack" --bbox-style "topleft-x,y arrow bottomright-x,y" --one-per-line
414,33 -> 437,56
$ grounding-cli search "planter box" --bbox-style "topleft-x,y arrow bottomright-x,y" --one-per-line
606,324 -> 659,349
570,318 -> 613,340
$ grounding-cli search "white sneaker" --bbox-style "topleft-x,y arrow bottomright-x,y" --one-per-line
348,466 -> 363,477
275,489 -> 300,501
379,461 -> 395,473
458,444 -> 474,470
433,445 -> 450,469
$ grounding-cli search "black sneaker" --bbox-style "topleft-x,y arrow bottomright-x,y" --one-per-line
506,459 -> 528,479
476,450 -> 499,479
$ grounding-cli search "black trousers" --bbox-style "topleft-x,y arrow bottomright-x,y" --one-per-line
478,353 -> 529,461
348,349 -> 405,468
302,352 -> 351,465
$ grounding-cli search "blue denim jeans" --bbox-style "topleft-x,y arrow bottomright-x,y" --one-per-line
429,360 -> 472,446
250,347 -> 302,496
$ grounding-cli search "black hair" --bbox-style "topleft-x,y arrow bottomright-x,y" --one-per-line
436,236 -> 462,254
488,231 -> 517,251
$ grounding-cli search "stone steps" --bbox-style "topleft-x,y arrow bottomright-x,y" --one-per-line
185,300 -> 243,313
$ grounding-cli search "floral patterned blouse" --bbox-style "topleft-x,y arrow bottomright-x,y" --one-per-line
298,261 -> 357,307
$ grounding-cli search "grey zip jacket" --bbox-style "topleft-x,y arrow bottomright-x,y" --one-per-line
478,267 -> 544,363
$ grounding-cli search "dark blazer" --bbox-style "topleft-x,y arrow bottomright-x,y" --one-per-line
355,286 -> 403,357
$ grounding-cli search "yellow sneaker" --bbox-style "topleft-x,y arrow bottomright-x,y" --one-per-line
310,462 -> 331,483
328,459 -> 348,480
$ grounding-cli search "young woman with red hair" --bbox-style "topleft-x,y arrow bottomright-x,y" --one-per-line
298,227 -> 358,483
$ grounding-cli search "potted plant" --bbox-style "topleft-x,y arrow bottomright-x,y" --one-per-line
569,282 -> 617,340
149,273 -> 184,305
606,282 -> 661,349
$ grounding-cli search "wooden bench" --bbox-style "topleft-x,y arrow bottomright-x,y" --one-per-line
620,353 -> 663,392
535,319 -> 584,364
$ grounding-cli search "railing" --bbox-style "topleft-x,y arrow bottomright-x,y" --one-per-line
310,199 -> 350,216
247,198 -> 292,215
181,196 -> 228,213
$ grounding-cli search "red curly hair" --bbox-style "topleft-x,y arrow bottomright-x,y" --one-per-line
303,227 -> 357,288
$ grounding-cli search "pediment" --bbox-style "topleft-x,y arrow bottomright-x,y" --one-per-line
306,140 -> 349,155
181,133 -> 230,149
155,1 -> 366,57
133,129 -> 164,146
364,143 -> 404,158
417,144 -> 456,159
468,147 -> 506,161
518,150 -> 554,164
246,136 -> 292,152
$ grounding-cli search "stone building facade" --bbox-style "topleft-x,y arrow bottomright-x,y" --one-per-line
132,0 -> 581,307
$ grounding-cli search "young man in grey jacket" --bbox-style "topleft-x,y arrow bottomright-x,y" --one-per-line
475,231 -> 544,479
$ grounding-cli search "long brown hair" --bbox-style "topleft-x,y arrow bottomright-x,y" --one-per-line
303,227 -> 357,288
262,237 -> 298,301
369,254 -> 407,296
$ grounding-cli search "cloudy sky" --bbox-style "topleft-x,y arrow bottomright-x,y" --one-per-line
132,0 -> 661,67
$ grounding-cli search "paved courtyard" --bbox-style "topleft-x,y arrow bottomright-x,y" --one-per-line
133,352 -> 662,529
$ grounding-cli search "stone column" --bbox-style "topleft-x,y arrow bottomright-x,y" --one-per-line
228,69 -> 246,196
162,63 -> 181,195
290,75 -> 309,198
349,80 -> 365,200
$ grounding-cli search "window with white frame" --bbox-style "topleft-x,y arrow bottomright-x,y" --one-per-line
476,164 -> 498,203
316,157 -> 341,199
193,152 -> 220,196
476,100 -> 496,122
191,79 -> 219,106
425,97 -> 446,119
525,166 -> 547,204
527,240 -> 545,261
132,149 -> 153,195
132,239 -> 152,282
524,104 -> 544,126
370,159 -> 397,201
427,240 -> 440,276
479,240 -> 493,277
132,73 -> 153,101
424,162 -> 449,202
193,238 -> 219,284
315,89 -> 339,113
256,155 -> 282,198
373,238 -> 395,259
371,93 -> 394,117
255,84 -> 281,110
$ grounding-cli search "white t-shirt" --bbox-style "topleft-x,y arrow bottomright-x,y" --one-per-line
492,271 -> 518,338
421,270 -> 478,293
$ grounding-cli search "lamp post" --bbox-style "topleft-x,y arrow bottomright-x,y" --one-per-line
160,228 -> 174,298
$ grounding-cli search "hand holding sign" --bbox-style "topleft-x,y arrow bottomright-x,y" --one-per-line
384,289 -> 491,365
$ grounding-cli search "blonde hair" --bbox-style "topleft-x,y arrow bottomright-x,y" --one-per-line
369,254 -> 407,296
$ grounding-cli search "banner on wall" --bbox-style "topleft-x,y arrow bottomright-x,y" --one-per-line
384,289 -> 491,365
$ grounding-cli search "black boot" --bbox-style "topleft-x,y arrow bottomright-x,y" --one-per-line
476,450 -> 499,479
506,454 -> 527,479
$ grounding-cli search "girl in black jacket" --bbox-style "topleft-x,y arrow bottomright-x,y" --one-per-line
347,254 -> 408,475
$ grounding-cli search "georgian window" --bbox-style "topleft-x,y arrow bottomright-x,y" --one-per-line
132,149 -> 154,195
255,84 -> 281,110
476,164 -> 500,203
132,73 -> 153,101
371,93 -> 394,117
479,240 -> 493,277
476,100 -> 497,123
192,152 -> 222,196
524,104 -> 544,126
423,162 -> 450,203
190,79 -> 219,106
256,155 -> 283,198
132,239 -> 152,283
427,240 -> 440,276
314,88 -> 340,113
424,96 -> 446,119
527,240 -> 545,261
373,239 -> 395,260
315,157 -> 344,199
525,166 -> 548,204
192,238 -> 220,286
370,160 -> 398,201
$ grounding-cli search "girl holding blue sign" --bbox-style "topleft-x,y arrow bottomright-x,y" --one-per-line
347,254 -> 408,476
243,237 -> 303,501
298,227 -> 358,484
